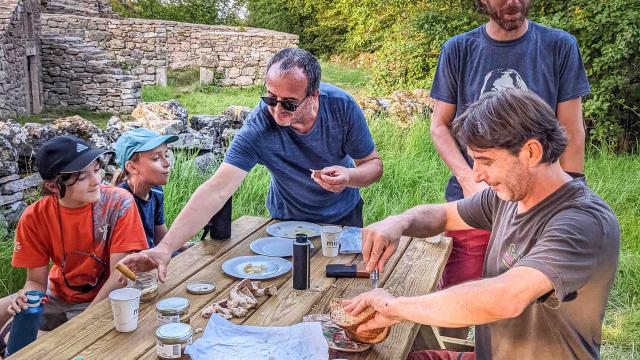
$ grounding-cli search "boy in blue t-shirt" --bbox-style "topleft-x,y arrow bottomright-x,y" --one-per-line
114,128 -> 191,253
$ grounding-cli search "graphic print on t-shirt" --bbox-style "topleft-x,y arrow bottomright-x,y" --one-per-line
480,68 -> 529,95
501,243 -> 524,269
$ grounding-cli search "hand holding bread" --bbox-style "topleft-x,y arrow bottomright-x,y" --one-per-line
339,288 -> 403,334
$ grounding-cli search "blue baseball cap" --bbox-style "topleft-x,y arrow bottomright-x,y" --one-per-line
114,128 -> 178,168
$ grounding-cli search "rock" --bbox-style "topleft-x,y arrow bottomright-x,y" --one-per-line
0,174 -> 20,185
130,100 -> 188,135
23,123 -> 58,157
220,128 -> 240,148
0,120 -> 32,159
2,201 -> 28,224
52,116 -> 110,148
189,114 -> 230,132
222,106 -> 251,128
193,152 -> 220,175
0,192 -> 23,206
1,174 -> 43,195
355,89 -> 435,124
170,128 -> 213,151
106,116 -> 134,142
0,213 -> 7,231
0,136 -> 18,177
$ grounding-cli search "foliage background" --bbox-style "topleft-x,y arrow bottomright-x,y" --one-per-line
243,0 -> 640,152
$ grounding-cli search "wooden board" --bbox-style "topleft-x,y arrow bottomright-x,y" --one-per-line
13,216 -> 270,360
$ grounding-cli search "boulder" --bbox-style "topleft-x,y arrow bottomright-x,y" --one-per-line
0,120 -> 32,158
193,152 -> 220,175
2,200 -> 28,224
106,116 -> 134,142
170,128 -> 213,151
355,89 -> 434,124
23,122 -> 57,157
0,136 -> 18,177
52,116 -> 110,149
130,100 -> 188,135
220,128 -> 240,148
222,105 -> 251,128
189,114 -> 230,132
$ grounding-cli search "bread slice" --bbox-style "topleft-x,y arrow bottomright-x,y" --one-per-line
329,298 -> 390,344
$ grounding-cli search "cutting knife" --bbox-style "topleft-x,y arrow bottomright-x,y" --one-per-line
370,269 -> 379,289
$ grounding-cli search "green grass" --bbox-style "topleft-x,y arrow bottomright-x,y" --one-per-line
320,61 -> 371,96
16,107 -> 113,129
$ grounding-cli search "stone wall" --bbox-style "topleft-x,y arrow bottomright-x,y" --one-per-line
0,0 -> 43,119
41,14 -> 298,113
42,0 -> 116,18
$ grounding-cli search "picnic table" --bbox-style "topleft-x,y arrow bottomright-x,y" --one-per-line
12,216 -> 452,360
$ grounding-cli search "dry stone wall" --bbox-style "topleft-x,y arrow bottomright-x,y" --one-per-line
42,0 -> 116,18
41,14 -> 298,114
0,0 -> 43,119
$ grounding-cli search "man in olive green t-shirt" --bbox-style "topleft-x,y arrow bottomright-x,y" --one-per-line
343,90 -> 619,360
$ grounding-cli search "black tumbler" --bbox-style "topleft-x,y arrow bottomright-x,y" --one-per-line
202,196 -> 232,240
292,233 -> 311,290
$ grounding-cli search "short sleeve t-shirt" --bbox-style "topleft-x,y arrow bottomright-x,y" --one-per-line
457,179 -> 620,359
430,21 -> 591,201
12,185 -> 148,303
118,182 -> 165,248
224,82 -> 376,224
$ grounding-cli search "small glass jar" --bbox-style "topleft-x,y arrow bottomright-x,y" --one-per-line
128,272 -> 158,303
155,322 -> 193,359
156,297 -> 190,326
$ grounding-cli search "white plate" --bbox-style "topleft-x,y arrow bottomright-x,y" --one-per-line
266,221 -> 322,238
222,255 -> 292,280
250,237 -> 315,257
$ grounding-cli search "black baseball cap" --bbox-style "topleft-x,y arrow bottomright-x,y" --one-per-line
36,136 -> 114,180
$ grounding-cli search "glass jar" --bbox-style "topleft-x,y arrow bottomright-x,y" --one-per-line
128,272 -> 158,303
155,322 -> 193,359
156,297 -> 190,326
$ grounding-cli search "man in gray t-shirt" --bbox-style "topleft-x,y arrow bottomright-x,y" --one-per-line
343,90 -> 619,360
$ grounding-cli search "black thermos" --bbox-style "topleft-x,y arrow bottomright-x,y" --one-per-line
293,233 -> 311,290
204,196 -> 232,240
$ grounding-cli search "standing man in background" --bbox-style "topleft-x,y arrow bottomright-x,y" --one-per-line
428,0 -> 591,323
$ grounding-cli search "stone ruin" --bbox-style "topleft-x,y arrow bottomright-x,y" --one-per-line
0,99 -> 249,226
0,0 -> 298,118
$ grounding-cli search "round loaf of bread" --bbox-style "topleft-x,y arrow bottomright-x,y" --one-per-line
329,298 -> 390,344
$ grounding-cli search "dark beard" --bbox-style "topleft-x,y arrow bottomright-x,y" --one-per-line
486,2 -> 530,31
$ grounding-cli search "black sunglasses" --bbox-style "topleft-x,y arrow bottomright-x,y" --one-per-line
61,250 -> 108,293
261,95 -> 309,112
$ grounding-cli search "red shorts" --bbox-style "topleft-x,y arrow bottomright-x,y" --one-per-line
438,229 -> 490,289
408,350 -> 476,360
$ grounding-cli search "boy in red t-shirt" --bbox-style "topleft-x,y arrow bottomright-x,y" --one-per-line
0,136 -> 148,354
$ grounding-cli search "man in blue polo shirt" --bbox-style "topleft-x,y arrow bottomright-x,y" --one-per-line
119,48 -> 383,279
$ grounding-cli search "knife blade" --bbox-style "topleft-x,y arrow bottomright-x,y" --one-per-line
370,269 -> 379,289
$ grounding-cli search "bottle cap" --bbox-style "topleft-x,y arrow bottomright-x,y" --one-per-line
186,281 -> 216,294
295,233 -> 308,243
25,290 -> 45,307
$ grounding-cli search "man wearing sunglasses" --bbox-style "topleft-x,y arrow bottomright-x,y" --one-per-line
0,136 -> 148,354
120,48 -> 383,282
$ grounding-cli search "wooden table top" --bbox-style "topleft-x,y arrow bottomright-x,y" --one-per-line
12,216 -> 451,360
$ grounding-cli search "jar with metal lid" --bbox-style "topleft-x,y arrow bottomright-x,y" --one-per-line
156,297 -> 190,326
128,272 -> 158,303
155,322 -> 193,359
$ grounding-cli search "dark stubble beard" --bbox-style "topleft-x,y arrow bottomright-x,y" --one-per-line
485,1 -> 530,32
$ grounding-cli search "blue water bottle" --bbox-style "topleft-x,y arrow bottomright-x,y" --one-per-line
6,290 -> 47,356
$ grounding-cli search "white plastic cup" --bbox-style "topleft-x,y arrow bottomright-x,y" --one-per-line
321,226 -> 342,257
109,288 -> 142,332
